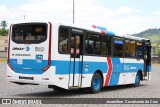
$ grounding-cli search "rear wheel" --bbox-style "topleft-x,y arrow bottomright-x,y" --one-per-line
134,72 -> 140,87
91,73 -> 102,93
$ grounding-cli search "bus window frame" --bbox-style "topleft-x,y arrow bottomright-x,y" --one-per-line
12,23 -> 48,44
124,38 -> 144,59
135,40 -> 143,59
84,31 -> 103,56
113,36 -> 124,58
58,25 -> 70,54
142,40 -> 151,60
58,26 -> 85,55
124,38 -> 137,59
101,34 -> 112,57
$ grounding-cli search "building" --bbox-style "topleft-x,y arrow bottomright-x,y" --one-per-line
0,35 -> 8,51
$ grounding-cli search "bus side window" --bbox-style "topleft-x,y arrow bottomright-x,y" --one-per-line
58,27 -> 69,54
85,33 -> 101,55
125,40 -> 130,57
136,42 -> 143,59
125,40 -> 136,58
130,41 -> 136,57
102,35 -> 111,56
114,39 -> 123,57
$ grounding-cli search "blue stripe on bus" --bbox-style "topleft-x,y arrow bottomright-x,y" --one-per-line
9,58 -> 144,86
96,26 -> 107,31
10,59 -> 108,75
109,72 -> 120,86
10,59 -> 144,74
9,59 -> 47,74
106,31 -> 115,36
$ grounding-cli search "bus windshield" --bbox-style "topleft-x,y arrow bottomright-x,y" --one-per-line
12,23 -> 47,44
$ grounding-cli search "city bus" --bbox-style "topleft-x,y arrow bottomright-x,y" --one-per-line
7,21 -> 151,93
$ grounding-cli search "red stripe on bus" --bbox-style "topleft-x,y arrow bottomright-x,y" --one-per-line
104,57 -> 113,86
101,30 -> 106,34
92,25 -> 97,28
43,22 -> 52,71
8,25 -> 14,70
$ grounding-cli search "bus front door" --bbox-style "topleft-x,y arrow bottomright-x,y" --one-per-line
143,41 -> 151,80
69,33 -> 83,88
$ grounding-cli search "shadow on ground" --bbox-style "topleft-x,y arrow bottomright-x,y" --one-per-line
16,84 -> 148,98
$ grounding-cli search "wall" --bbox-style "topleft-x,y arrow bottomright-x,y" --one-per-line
0,36 -> 8,52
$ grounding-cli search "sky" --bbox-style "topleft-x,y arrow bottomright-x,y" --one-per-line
0,0 -> 160,35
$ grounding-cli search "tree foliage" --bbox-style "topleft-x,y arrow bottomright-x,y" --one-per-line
132,28 -> 160,44
0,28 -> 9,36
0,20 -> 8,29
132,28 -> 160,37
0,20 -> 8,36
132,28 -> 160,56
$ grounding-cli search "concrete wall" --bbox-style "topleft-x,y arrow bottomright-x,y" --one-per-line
0,36 -> 8,52
0,52 -> 7,58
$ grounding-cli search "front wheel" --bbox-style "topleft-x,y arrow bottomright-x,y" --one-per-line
134,72 -> 140,87
91,73 -> 102,93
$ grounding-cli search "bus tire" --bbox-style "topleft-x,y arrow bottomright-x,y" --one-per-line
134,72 -> 141,87
91,73 -> 102,93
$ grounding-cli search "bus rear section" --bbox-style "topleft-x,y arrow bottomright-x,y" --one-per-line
7,22 -> 53,85
7,22 -> 152,93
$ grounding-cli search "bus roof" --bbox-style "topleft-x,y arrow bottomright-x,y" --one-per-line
123,34 -> 150,41
12,21 -> 150,42
59,21 -> 116,36
59,22 -> 150,41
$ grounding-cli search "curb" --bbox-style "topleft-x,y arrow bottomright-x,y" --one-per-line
152,64 -> 160,66
0,59 -> 7,62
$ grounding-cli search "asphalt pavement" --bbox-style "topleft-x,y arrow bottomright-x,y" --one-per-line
0,62 -> 159,107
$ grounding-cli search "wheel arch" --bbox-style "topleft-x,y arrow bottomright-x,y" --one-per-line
93,70 -> 104,85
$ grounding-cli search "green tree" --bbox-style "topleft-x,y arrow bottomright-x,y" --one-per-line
0,20 -> 8,36
0,29 -> 9,36
0,20 -> 8,29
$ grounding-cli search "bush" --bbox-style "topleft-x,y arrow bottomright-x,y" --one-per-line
0,28 -> 8,36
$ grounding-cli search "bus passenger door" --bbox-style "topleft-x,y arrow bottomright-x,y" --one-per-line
69,33 -> 83,88
143,41 -> 151,80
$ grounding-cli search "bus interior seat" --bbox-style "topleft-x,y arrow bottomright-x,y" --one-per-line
86,45 -> 93,54
15,35 -> 23,40
26,35 -> 35,40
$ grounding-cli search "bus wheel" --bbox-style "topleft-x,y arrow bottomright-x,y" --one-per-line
134,72 -> 140,87
91,73 -> 102,93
